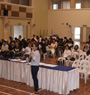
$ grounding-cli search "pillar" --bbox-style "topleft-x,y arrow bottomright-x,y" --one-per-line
82,26 -> 87,42
70,0 -> 75,9
48,0 -> 51,9
3,16 -> 8,40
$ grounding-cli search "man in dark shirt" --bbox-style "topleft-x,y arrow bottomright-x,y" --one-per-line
14,42 -> 22,57
9,41 -> 15,58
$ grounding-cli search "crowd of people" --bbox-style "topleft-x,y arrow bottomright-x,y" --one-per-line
0,34 -> 90,60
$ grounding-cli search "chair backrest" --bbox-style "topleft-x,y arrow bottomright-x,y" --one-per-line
72,60 -> 81,69
72,52 -> 79,60
85,55 -> 90,62
80,60 -> 90,71
58,57 -> 65,61
79,52 -> 87,60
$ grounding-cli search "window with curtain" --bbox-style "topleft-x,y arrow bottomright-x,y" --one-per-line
8,0 -> 29,6
19,0 -> 29,6
11,0 -> 19,4
61,1 -> 70,9
75,3 -> 81,9
53,4 -> 58,10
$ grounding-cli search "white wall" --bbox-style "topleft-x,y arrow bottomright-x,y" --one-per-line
48,9 -> 90,39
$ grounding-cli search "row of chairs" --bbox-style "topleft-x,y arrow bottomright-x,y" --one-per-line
58,50 -> 90,84
58,51 -> 87,66
72,55 -> 90,84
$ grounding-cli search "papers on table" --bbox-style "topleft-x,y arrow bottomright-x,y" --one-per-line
20,60 -> 26,63
40,62 -> 57,67
9,59 -> 26,63
9,59 -> 57,67
9,59 -> 21,62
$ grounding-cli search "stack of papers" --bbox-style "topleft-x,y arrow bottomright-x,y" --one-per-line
40,62 -> 57,67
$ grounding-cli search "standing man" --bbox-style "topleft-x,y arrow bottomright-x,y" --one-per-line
30,44 -> 40,94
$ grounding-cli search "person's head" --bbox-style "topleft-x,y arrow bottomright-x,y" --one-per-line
9,36 -> 13,41
15,37 -> 18,41
64,37 -> 67,41
19,35 -> 22,39
65,45 -> 69,50
69,38 -> 72,41
85,43 -> 89,48
74,45 -> 79,50
32,40 -> 36,44
49,38 -> 51,41
45,40 -> 48,43
33,44 -> 38,51
15,42 -> 19,47
33,35 -> 35,38
2,41 -> 6,45
53,39 -> 55,43
11,41 -> 15,46
40,35 -> 42,38
28,42 -> 31,48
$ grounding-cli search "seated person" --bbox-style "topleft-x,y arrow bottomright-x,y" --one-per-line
68,38 -> 74,50
57,38 -> 64,55
14,42 -> 22,57
50,39 -> 57,56
1,41 -> 9,52
63,45 -> 71,58
51,39 -> 57,49
9,41 -> 15,51
71,45 -> 79,60
83,42 -> 89,53
62,45 -> 71,65
1,41 -> 9,58
9,41 -> 15,58
22,42 -> 32,59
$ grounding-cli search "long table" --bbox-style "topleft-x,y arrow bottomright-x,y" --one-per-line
0,59 -> 79,94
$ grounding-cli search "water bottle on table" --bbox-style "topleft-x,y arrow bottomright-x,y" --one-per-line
26,57 -> 29,65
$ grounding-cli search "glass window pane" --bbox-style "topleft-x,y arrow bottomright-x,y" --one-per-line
75,28 -> 80,34
74,41 -> 80,47
20,0 -> 29,6
53,4 -> 58,10
67,1 -> 70,9
11,0 -> 19,4
62,1 -> 70,9
74,35 -> 80,39
75,3 -> 81,9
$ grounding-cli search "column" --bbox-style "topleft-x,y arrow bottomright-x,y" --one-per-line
29,0 -> 32,6
82,26 -> 87,42
48,0 -> 51,9
3,16 -> 8,40
70,0 -> 75,9
30,0 -> 34,38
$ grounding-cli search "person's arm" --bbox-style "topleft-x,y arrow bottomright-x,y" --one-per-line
1,45 -> 4,51
6,45 -> 9,51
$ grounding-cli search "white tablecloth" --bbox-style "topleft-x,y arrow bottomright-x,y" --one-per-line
0,60 -> 79,94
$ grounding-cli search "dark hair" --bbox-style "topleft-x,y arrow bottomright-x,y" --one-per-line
65,45 -> 69,48
74,45 -> 79,50
34,43 -> 39,50
11,41 -> 15,43
64,37 -> 67,39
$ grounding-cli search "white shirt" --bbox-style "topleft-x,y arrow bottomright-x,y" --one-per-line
63,49 -> 71,57
23,47 -> 32,55
51,42 -> 57,48
31,50 -> 40,66
1,45 -> 8,51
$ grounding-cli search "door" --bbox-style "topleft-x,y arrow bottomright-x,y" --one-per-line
14,25 -> 24,39
72,27 -> 81,47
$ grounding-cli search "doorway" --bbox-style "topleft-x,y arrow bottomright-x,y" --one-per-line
14,25 -> 24,39
72,27 -> 81,47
